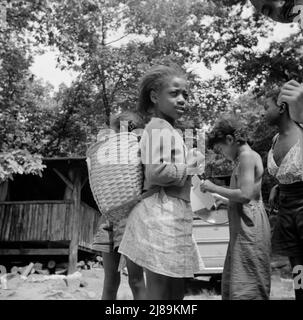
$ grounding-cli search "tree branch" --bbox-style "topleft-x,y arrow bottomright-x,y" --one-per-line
110,74 -> 124,104
105,33 -> 131,46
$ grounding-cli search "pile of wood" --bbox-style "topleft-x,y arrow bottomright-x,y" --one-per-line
0,261 -> 68,281
76,256 -> 103,271
0,255 -> 103,286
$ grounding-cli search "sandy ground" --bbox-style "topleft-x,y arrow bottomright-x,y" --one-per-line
0,259 -> 295,300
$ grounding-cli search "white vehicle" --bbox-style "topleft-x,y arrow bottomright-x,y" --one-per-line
193,212 -> 229,275
191,175 -> 230,277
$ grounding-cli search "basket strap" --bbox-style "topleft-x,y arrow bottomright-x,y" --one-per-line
140,187 -> 162,201
102,188 -> 162,219
105,199 -> 140,217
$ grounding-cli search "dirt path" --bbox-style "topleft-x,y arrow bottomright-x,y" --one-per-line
0,266 -> 295,300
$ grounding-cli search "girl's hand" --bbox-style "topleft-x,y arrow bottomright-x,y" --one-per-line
213,194 -> 229,207
200,179 -> 217,193
214,199 -> 228,210
268,185 -> 279,208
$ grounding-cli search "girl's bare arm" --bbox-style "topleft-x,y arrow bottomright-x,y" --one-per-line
201,152 -> 256,204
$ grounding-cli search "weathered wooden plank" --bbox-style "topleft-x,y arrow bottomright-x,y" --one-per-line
78,204 -> 100,249
36,205 -> 41,240
26,204 -> 33,241
38,204 -> 44,240
47,203 -> 53,241
0,205 -> 6,240
9,204 -> 17,241
63,203 -> 68,240
10,205 -> 15,240
15,205 -> 23,242
15,205 -> 21,241
35,204 -> 40,241
2,205 -> 9,240
51,204 -> 57,241
21,204 -> 27,241
20,204 -> 27,241
36,204 -> 42,240
59,204 -> 66,241
0,205 -> 7,240
80,205 -> 98,247
53,203 -> 63,241
53,203 -> 61,240
62,203 -> 67,240
4,205 -> 13,241
12,207 -> 16,242
0,248 -> 69,255
41,204 -> 48,240
0,201 -> 73,205
0,205 -> 8,240
30,204 -> 38,241
46,204 -> 52,241
29,204 -> 35,241
0,201 -> 99,250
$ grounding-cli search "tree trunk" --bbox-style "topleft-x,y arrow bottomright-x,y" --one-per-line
100,68 -> 111,127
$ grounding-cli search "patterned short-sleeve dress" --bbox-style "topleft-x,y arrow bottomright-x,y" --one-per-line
118,117 -> 204,278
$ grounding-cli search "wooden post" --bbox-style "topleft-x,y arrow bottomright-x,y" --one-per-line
0,181 -> 8,202
68,167 -> 82,274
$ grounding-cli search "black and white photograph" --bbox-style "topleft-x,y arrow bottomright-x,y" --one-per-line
0,0 -> 303,302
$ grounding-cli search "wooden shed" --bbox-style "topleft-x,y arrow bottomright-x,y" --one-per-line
0,157 -> 101,273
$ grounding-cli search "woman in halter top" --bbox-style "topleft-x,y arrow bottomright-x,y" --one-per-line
265,88 -> 303,300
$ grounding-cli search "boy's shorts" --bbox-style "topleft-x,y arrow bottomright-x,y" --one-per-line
92,214 -> 127,253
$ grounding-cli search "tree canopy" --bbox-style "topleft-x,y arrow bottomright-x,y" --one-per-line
0,0 -> 300,184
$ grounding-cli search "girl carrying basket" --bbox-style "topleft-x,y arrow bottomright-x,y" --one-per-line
119,65 -> 204,300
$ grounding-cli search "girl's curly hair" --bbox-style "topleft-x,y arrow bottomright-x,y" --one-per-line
207,115 -> 248,150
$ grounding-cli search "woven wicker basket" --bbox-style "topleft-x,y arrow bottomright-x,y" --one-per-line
86,132 -> 143,223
